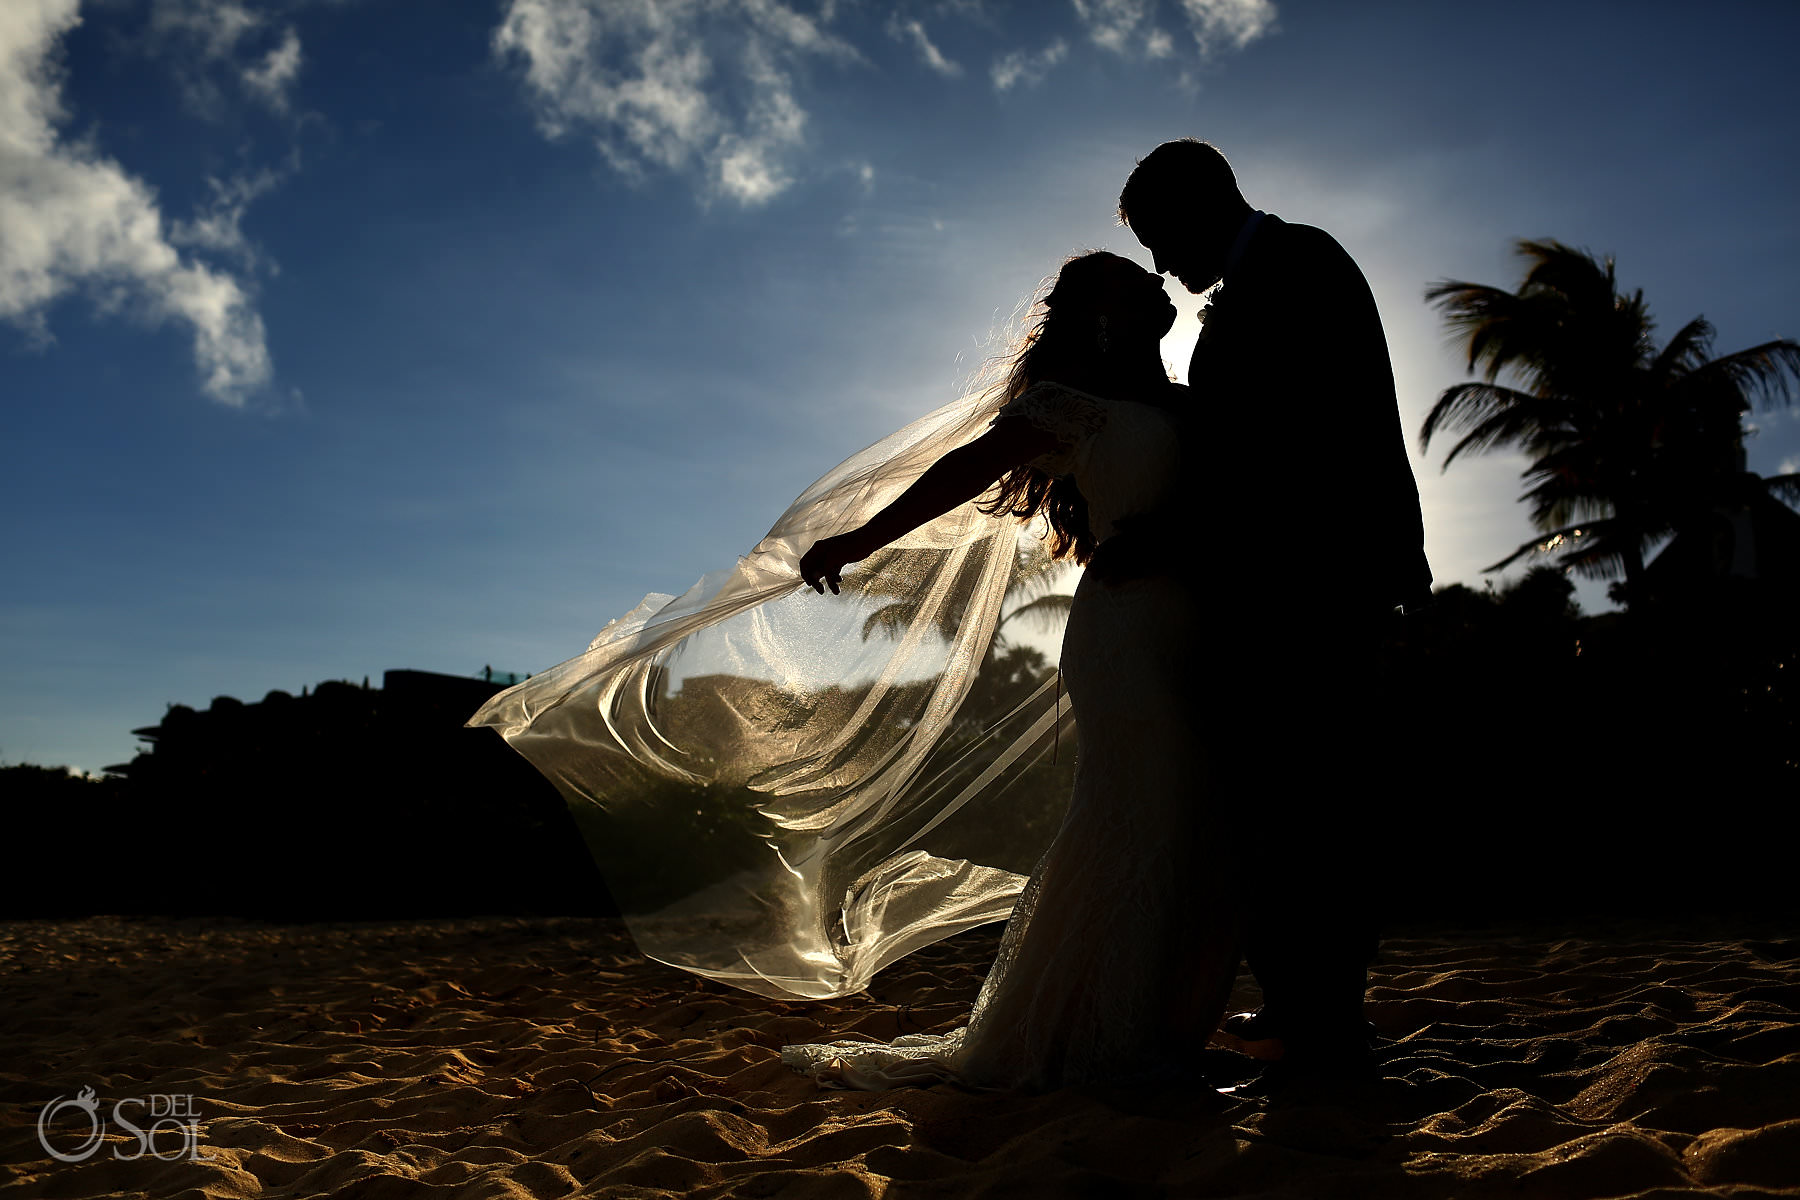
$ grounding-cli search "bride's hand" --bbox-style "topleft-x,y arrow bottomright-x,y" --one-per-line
799,533 -> 866,595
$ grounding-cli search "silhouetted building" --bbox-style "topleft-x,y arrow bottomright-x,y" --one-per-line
57,667 -> 611,921
1643,492 -> 1800,602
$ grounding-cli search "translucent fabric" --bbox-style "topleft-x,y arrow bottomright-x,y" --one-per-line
777,386 -> 1244,1092
467,387 -> 1079,1000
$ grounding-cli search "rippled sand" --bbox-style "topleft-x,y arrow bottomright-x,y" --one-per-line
4,914 -> 1798,1198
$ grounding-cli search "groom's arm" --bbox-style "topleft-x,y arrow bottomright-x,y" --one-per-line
1245,227 -> 1431,605
1305,235 -> 1432,607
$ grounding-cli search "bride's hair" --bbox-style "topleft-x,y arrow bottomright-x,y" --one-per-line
976,251 -> 1129,565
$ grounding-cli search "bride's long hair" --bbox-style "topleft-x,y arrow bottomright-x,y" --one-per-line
976,251 -> 1126,565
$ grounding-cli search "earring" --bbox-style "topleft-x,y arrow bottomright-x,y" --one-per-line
1096,314 -> 1110,353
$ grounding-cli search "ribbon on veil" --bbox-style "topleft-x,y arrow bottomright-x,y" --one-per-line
467,385 -> 1078,1000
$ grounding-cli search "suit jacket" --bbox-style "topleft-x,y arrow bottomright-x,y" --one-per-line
1184,213 -> 1432,618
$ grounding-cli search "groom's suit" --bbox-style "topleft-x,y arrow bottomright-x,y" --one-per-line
1182,211 -> 1430,1050
1186,212 -> 1430,615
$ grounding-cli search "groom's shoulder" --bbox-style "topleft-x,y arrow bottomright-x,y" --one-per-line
1264,218 -> 1355,267
1251,220 -> 1369,298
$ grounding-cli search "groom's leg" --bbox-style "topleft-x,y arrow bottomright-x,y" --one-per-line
1236,611 -> 1384,1058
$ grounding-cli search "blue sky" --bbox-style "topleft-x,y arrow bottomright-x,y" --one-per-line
5,0 -> 1798,772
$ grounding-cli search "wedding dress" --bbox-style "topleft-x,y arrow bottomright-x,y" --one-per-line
468,376 -> 1239,1092
780,381 -> 1242,1091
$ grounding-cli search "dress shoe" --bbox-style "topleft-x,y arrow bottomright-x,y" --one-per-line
1215,1009 -> 1287,1061
1215,1008 -> 1378,1063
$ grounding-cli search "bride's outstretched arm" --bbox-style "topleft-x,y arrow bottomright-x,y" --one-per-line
799,416 -> 1061,594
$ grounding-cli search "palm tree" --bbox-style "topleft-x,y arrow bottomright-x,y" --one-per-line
850,535 -> 1075,754
859,538 -> 1075,658
1421,240 -> 1800,599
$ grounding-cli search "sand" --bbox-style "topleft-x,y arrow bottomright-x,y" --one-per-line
3,913 -> 1798,1199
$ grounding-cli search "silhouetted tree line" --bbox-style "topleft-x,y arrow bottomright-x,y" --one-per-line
0,649 -> 1077,923
2,566 -> 1792,924
1373,567 -> 1797,923
3,671 -> 610,920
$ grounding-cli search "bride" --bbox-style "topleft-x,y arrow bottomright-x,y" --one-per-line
781,250 -> 1241,1091
468,249 -> 1242,1095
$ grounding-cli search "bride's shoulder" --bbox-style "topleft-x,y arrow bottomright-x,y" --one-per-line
1113,380 -> 1188,414
997,380 -> 1109,439
1013,379 -> 1104,403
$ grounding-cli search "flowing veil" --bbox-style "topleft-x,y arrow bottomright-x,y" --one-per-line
467,384 -> 1078,1000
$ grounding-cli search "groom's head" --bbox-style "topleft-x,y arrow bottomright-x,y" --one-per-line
1119,139 -> 1252,294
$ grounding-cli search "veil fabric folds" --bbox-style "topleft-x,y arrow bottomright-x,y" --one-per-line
468,386 -> 1077,1000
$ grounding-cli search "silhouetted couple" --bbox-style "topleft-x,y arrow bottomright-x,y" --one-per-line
786,138 -> 1432,1093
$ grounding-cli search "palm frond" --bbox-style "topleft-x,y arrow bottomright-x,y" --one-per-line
1680,339 -> 1800,411
1430,396 -> 1562,468
1003,547 -> 1074,602
858,540 -> 1071,646
1419,381 -> 1542,455
1481,521 -> 1594,573
1424,282 -> 1557,383
1481,518 -> 1639,579
1517,240 -> 1618,315
996,593 -> 1074,639
860,602 -> 913,643
1648,315 -> 1715,378
1520,479 -> 1616,532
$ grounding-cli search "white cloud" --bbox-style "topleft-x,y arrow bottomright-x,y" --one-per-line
887,14 -> 961,76
1780,456 -> 1798,476
1076,0 -> 1269,59
990,38 -> 1066,91
0,0 -> 273,405
493,0 -> 857,207
1071,0 -> 1151,55
1177,0 -> 1277,57
492,2 -> 1273,200
168,162 -> 286,272
148,0 -> 260,63
241,25 -> 302,113
146,0 -> 305,117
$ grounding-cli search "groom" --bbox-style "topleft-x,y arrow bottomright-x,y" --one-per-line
1116,139 -> 1432,1079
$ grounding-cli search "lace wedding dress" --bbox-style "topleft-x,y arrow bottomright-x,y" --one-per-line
780,381 -> 1243,1092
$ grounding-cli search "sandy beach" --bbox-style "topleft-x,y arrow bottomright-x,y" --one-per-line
4,913 -> 1798,1199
